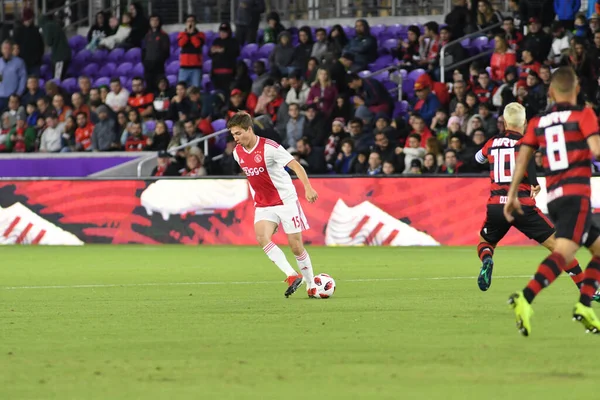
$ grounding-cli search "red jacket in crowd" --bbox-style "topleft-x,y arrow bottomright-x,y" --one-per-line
128,92 -> 155,115
490,50 -> 517,82
75,123 -> 94,150
473,82 -> 498,104
125,134 -> 148,151
178,29 -> 205,68
519,61 -> 541,80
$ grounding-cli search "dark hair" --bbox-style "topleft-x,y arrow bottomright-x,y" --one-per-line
424,21 -> 439,35
110,77 -> 121,84
75,111 -> 87,119
478,102 -> 490,110
408,133 -> 421,142
349,118 -> 363,127
445,149 -> 457,157
27,75 -> 39,81
226,111 -> 253,130
297,137 -> 311,146
176,81 -> 187,89
503,16 -> 514,23
340,138 -> 354,149
315,28 -> 326,35
348,73 -> 361,82
478,70 -> 490,77
8,94 -> 19,101
132,76 -> 144,83
188,86 -> 201,95
184,119 -> 195,125
185,14 -> 196,22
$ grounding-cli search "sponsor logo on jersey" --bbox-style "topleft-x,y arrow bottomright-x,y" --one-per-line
242,166 -> 265,176
537,111 -> 571,128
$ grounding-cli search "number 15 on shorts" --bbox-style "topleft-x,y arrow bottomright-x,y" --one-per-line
292,216 -> 301,229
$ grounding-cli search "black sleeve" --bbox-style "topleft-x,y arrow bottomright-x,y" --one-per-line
526,156 -> 539,186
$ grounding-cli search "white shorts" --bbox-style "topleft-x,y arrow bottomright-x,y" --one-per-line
254,200 -> 310,234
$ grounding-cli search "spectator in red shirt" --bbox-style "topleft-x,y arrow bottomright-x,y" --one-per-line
490,34 -> 516,82
409,115 -> 433,147
124,121 -> 147,151
177,15 -> 205,89
226,89 -> 253,120
74,111 -> 94,151
182,146 -> 207,176
501,17 -> 523,51
419,21 -> 441,70
518,48 -> 540,80
128,77 -> 154,118
151,150 -> 180,176
71,92 -> 91,121
473,70 -> 498,105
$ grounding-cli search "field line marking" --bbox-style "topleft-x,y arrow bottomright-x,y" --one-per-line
0,275 -> 533,290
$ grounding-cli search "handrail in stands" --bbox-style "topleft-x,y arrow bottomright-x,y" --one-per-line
440,21 -> 502,83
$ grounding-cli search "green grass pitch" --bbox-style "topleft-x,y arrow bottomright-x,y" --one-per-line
2,245 -> 600,399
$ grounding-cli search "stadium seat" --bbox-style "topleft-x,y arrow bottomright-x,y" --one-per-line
258,43 -> 275,59
98,63 -> 117,78
407,69 -> 426,82
145,120 -> 157,133
169,31 -> 179,45
382,38 -> 398,54
80,63 -> 99,79
166,61 -> 180,76
165,120 -> 174,133
116,62 -> 134,78
132,63 -> 145,77
94,76 -> 110,87
107,48 -> 126,64
72,49 -> 91,67
60,77 -> 78,93
202,59 -> 212,74
211,119 -> 227,132
166,75 -> 177,86
241,43 -> 259,60
91,50 -> 108,65
124,48 -> 142,64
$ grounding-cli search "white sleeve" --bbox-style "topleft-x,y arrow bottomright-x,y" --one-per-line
475,149 -> 487,164
272,144 -> 294,167
232,148 -> 239,164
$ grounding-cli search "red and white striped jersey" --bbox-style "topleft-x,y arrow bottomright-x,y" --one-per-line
233,137 -> 297,207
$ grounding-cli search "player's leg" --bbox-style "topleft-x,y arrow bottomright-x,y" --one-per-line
280,201 -> 315,298
573,222 -> 600,333
477,205 -> 509,291
254,211 -> 302,291
518,206 -> 584,288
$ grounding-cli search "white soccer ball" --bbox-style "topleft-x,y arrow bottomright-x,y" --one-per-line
313,273 -> 336,298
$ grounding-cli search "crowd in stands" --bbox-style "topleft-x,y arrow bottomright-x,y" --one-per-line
0,0 -> 599,177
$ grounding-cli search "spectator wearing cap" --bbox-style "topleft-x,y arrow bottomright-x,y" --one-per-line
286,74 -> 310,107
343,19 -> 378,72
502,17 -> 524,51
522,17 -> 552,63
418,22 -> 441,70
307,68 -> 338,116
128,77 -> 154,119
142,15 -> 170,93
0,40 -> 26,112
554,0 -> 580,30
394,25 -> 421,71
39,113 -> 64,153
296,136 -> 327,174
348,73 -> 394,120
227,89 -> 253,120
519,0 -> 556,30
210,22 -> 240,94
324,118 -> 349,165
37,14 -> 71,81
152,150 -> 180,176
302,103 -> 328,147
445,0 -> 470,39
178,15 -> 205,89
439,149 -> 464,174
330,53 -> 354,96
334,138 -> 358,174
92,105 -> 119,151
6,113 -> 35,152
412,75 -> 441,126
473,71 -> 498,105
74,111 -> 94,151
548,21 -> 573,66
13,8 -> 44,77
490,34 -> 516,83
285,103 -> 305,150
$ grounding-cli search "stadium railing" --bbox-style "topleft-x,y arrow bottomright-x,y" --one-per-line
439,20 -> 502,83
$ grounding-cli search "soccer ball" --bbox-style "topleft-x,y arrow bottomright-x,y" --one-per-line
313,273 -> 336,298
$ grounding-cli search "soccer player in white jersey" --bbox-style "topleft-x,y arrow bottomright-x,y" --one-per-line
227,112 -> 319,298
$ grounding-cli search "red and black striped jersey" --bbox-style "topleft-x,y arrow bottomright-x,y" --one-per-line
521,103 -> 599,200
477,130 -> 538,206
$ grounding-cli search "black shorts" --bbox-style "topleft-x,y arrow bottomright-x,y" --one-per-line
547,196 -> 600,248
480,204 -> 555,245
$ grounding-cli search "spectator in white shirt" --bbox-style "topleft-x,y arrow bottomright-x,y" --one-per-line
105,78 -> 130,113
40,114 -> 64,152
285,75 -> 310,106
403,133 -> 426,174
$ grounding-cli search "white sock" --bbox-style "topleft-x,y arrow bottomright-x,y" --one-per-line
263,242 -> 297,277
295,250 -> 315,288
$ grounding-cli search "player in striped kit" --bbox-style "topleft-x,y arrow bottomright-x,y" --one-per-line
227,112 -> 319,298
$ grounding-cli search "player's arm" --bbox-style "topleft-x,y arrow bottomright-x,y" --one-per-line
504,144 -> 535,221
475,139 -> 491,164
581,107 -> 600,158
526,157 -> 541,198
587,135 -> 600,159
287,160 -> 318,203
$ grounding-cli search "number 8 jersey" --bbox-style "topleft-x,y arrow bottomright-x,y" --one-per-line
477,130 -> 539,206
521,104 -> 599,201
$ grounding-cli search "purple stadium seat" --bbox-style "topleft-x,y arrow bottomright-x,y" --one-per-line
68,35 -> 87,52
358,70 -> 371,78
258,57 -> 269,70
202,74 -> 212,91
132,62 -> 145,77
343,26 -> 355,38
472,36 -> 489,52
370,24 -> 386,37
372,71 -> 389,82
60,78 -> 78,93
99,63 -> 117,78
166,61 -> 179,76
116,62 -> 134,77
399,69 -> 408,78
407,68 -> 426,81
203,46 -> 209,60
258,43 -> 275,59
202,59 -> 212,74
91,50 -> 108,65
241,43 -> 259,60
205,30 -> 216,43
94,77 -> 110,87
382,38 -> 398,54
38,78 -> 45,88
145,120 -> 157,133
486,66 -> 492,76
43,54 -> 51,65
402,78 -> 415,99
72,49 -> 91,67
169,32 -> 179,45
124,48 -> 142,64
107,48 -> 126,64
487,39 -> 496,50
211,119 -> 227,131
388,24 -> 405,38
288,27 -> 299,35
80,63 -> 99,78
167,75 -> 177,86
243,58 -> 252,69
165,120 -> 174,132
460,38 -> 470,48
384,80 -> 397,91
